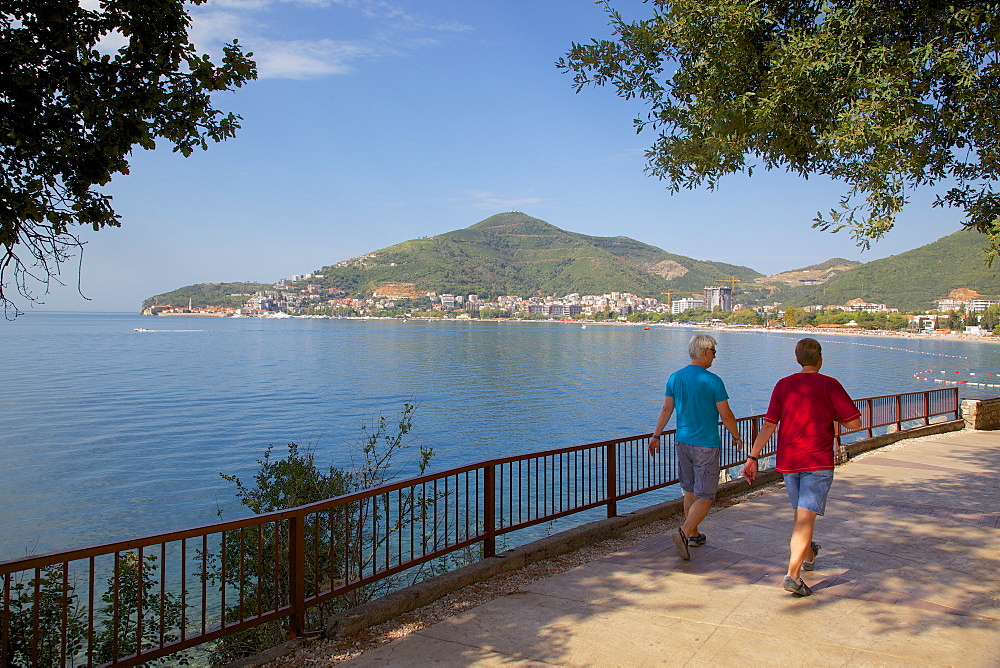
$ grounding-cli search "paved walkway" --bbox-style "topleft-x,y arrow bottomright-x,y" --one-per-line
345,430 -> 1000,666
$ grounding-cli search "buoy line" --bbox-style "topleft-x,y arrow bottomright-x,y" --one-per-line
823,339 -> 970,359
912,369 -> 1000,388
739,330 -> 970,359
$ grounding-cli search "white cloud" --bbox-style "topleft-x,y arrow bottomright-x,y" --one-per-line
188,10 -> 253,47
187,0 -> 471,80
254,38 -> 375,78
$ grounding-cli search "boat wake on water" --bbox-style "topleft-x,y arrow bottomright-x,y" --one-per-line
134,328 -> 203,333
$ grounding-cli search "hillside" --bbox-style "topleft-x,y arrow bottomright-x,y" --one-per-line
782,230 -> 1000,312
141,282 -> 274,310
764,258 -> 862,285
310,212 -> 762,299
139,217 -> 1000,314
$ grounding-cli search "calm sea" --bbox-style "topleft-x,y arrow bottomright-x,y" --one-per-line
2,312 -> 998,561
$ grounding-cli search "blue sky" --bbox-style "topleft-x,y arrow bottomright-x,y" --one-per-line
35,0 -> 963,312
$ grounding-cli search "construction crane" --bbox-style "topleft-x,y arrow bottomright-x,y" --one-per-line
661,290 -> 699,303
660,291 -> 701,312
715,276 -> 743,294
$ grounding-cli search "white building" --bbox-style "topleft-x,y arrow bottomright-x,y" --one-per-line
968,299 -> 1000,313
934,298 -> 999,313
936,298 -> 965,311
846,299 -> 896,313
672,298 -> 704,314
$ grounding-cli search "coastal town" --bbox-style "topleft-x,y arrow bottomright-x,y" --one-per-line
141,276 -> 1000,337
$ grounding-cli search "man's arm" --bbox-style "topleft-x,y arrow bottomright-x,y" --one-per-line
741,421 -> 778,485
647,395 -> 674,456
840,416 -> 863,431
716,400 -> 744,449
830,378 -> 863,432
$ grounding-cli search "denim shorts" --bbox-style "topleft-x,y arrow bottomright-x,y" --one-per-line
784,470 -> 835,516
677,442 -> 721,500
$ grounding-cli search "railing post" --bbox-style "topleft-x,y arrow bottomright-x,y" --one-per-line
923,391 -> 930,425
606,442 -> 617,518
483,464 -> 496,558
1,574 -> 9,664
866,400 -> 873,438
896,394 -> 902,431
287,515 -> 306,640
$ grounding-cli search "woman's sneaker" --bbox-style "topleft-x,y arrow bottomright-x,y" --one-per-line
783,575 -> 813,596
803,542 -> 821,571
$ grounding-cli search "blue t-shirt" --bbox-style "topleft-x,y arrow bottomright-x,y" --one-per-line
665,364 -> 729,448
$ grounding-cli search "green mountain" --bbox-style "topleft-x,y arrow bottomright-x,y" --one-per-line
310,212 -> 762,299
781,230 -> 1000,312
140,215 -> 1000,314
141,282 -> 273,310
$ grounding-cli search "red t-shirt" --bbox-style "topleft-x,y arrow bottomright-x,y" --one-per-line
764,372 -> 861,473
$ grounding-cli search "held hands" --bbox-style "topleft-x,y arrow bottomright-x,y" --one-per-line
741,458 -> 758,486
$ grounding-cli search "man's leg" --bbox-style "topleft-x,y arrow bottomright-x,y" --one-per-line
682,497 -> 713,538
683,491 -> 695,518
682,445 -> 719,538
677,444 -> 696,531
787,506 -> 818,580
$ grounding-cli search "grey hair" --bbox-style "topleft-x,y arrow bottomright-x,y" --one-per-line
688,334 -> 717,360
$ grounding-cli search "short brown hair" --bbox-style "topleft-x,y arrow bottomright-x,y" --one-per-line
795,338 -> 822,366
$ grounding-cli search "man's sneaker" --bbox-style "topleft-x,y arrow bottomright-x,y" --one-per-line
672,528 -> 691,560
803,542 -> 821,571
689,533 -> 707,547
782,575 -> 813,596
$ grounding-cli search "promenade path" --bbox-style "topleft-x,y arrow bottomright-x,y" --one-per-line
343,429 -> 1000,666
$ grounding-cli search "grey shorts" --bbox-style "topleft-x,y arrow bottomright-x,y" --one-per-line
677,442 -> 721,500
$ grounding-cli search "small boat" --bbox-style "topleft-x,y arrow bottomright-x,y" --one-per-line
134,328 -> 149,332
643,327 -> 651,330
581,325 -> 587,329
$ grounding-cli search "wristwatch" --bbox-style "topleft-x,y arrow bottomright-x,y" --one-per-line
747,455 -> 759,463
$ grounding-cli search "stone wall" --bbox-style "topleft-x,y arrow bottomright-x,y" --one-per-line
962,397 -> 1000,430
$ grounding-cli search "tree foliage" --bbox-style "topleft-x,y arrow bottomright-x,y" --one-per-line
1,0 -> 256,315
90,553 -> 188,665
210,405 -> 441,664
3,557 -> 186,667
560,1 -> 1000,260
3,566 -> 85,666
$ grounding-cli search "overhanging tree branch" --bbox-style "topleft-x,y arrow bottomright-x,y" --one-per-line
558,0 -> 1000,262
0,0 -> 257,316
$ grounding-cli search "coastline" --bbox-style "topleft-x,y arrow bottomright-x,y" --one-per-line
693,323 -> 999,345
141,311 -> 1000,345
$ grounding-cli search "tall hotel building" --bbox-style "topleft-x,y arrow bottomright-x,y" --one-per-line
703,286 -> 733,312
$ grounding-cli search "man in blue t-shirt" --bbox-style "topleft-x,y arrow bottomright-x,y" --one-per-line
648,334 -> 743,560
